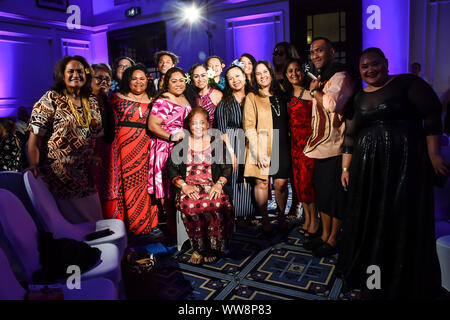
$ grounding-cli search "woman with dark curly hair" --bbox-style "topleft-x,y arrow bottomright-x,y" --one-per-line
105,63 -> 158,236
26,55 -> 103,223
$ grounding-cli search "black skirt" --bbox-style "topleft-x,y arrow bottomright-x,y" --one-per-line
313,155 -> 347,219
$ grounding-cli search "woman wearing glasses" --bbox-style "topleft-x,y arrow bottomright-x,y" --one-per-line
90,63 -> 116,218
110,56 -> 135,93
272,42 -> 300,81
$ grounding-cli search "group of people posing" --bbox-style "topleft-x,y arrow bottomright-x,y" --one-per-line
4,36 -> 449,299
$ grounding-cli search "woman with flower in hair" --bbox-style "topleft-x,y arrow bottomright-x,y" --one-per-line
189,64 -> 223,128
27,55 -> 103,223
148,67 -> 197,234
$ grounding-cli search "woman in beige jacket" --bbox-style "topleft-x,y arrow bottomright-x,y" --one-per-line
243,61 -> 292,234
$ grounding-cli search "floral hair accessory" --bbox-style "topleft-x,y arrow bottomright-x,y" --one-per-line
185,73 -> 191,84
84,67 -> 91,75
207,68 -> 215,79
231,59 -> 244,69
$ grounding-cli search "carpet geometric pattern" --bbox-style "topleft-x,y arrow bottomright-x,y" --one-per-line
125,185 -> 360,300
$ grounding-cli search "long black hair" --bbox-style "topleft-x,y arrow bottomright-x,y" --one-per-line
282,58 -> 306,98
252,60 -> 284,97
150,67 -> 197,109
221,64 -> 249,107
51,55 -> 93,98
119,63 -> 156,98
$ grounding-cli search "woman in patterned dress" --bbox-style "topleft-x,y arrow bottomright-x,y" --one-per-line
189,64 -> 223,128
106,64 -> 158,236
27,56 -> 103,223
167,107 -> 234,264
148,67 -> 196,235
283,58 -> 318,238
216,62 -> 257,226
0,118 -> 21,172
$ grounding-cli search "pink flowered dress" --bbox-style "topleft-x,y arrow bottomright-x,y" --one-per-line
148,98 -> 192,198
196,88 -> 217,128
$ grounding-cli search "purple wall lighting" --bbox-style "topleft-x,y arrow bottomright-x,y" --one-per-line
362,0 -> 410,78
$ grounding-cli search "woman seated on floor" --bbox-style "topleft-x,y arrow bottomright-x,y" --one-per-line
167,107 -> 234,264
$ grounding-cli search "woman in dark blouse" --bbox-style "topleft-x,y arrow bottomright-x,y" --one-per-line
167,107 -> 234,265
338,47 -> 449,299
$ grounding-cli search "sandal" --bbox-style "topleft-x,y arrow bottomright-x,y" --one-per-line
204,250 -> 218,264
189,251 -> 203,265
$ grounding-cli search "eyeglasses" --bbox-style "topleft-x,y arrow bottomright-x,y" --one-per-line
273,51 -> 285,56
95,76 -> 111,84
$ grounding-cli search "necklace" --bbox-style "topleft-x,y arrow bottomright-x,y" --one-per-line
270,96 -> 281,117
64,90 -> 91,128
292,87 -> 306,105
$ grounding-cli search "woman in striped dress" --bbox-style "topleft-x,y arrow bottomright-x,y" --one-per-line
189,64 -> 223,127
216,62 -> 256,225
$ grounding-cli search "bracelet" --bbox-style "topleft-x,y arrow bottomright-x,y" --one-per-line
310,89 -> 317,98
179,182 -> 187,188
342,167 -> 348,172
168,134 -> 173,142
216,179 -> 225,186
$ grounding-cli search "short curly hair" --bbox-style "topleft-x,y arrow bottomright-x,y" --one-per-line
154,50 -> 179,66
119,63 -> 156,98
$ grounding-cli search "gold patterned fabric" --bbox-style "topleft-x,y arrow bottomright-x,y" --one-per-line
29,90 -> 102,199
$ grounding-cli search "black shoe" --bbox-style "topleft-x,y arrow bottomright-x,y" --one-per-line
303,237 -> 324,251
312,243 -> 337,258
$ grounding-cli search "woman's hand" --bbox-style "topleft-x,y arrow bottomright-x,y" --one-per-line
341,171 -> 349,189
181,184 -> 200,200
257,155 -> 270,169
208,183 -> 223,200
230,151 -> 238,172
24,164 -> 39,177
429,153 -> 450,176
171,131 -> 185,142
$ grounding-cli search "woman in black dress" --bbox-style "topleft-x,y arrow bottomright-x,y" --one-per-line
339,47 -> 449,299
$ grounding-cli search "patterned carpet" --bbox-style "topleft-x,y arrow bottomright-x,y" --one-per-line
123,185 -> 361,300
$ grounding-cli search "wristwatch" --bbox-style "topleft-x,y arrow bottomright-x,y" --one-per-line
310,89 -> 317,98
216,180 -> 225,186
180,182 -> 187,188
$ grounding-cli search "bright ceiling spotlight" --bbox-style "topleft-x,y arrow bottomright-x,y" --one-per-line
183,4 -> 201,24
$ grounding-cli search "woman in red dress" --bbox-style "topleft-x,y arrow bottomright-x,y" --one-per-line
106,64 -> 158,236
283,58 -> 319,238
167,107 -> 234,265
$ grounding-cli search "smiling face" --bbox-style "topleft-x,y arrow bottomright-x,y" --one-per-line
255,63 -> 272,89
285,61 -> 304,86
189,111 -> 209,139
64,60 -> 86,90
192,65 -> 208,90
129,70 -> 148,95
207,58 -> 224,77
91,69 -> 111,96
226,67 -> 246,92
310,39 -> 335,71
239,56 -> 253,76
359,51 -> 389,87
158,55 -> 174,75
167,71 -> 186,96
116,58 -> 132,80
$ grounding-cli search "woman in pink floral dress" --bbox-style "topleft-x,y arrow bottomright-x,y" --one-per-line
148,67 -> 196,234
